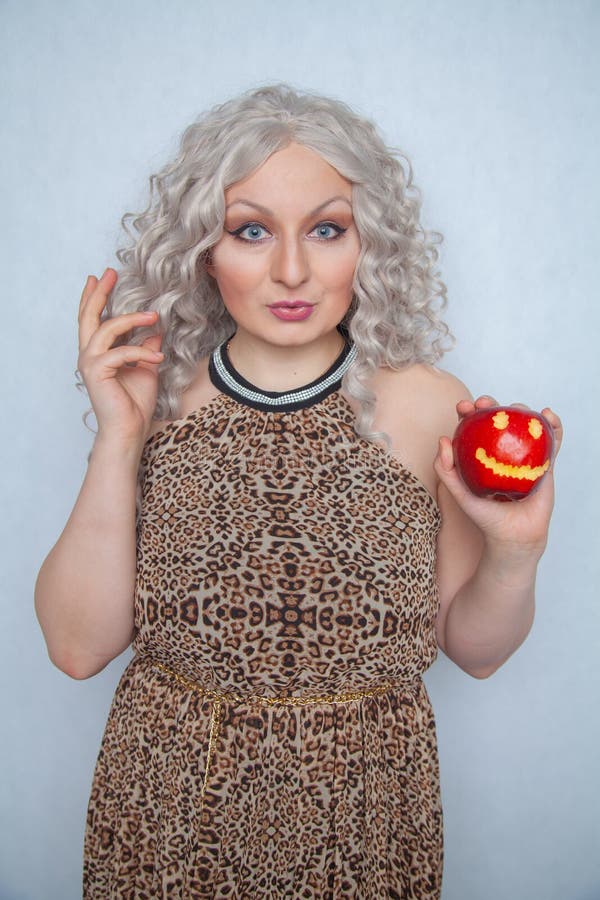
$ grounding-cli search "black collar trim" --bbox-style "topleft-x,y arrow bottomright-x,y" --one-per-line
208,339 -> 356,412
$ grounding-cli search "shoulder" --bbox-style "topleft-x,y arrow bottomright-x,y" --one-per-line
373,363 -> 471,432
375,361 -> 467,397
147,356 -> 219,439
369,363 -> 472,497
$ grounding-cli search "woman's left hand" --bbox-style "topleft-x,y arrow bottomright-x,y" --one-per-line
434,396 -> 563,559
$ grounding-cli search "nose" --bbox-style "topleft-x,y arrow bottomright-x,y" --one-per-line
270,236 -> 310,288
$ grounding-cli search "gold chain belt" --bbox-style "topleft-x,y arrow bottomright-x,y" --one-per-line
150,659 -> 403,812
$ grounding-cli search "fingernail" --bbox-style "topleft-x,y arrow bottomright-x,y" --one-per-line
141,311 -> 157,318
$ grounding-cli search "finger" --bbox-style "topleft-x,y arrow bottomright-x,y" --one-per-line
135,333 -> 164,370
473,395 -> 499,409
78,268 -> 119,349
89,345 -> 164,378
141,332 -> 163,352
540,407 -> 561,429
433,436 -> 476,506
78,268 -> 117,319
78,275 -> 98,318
456,395 -> 498,420
436,435 -> 455,472
89,309 -> 158,352
85,309 -> 159,355
541,407 -> 563,458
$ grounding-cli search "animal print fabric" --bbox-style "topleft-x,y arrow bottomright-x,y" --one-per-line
84,390 -> 443,898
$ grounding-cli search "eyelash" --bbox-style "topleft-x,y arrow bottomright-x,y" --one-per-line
226,221 -> 347,243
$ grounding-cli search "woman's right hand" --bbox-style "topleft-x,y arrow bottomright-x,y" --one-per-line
77,268 -> 164,448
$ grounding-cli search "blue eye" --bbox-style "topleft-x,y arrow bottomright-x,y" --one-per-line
228,222 -> 270,242
310,222 -> 345,240
227,220 -> 347,242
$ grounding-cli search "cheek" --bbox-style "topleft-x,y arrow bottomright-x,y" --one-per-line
316,244 -> 360,292
211,253 -> 265,298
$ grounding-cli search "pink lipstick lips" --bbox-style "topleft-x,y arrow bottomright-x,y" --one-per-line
268,300 -> 315,321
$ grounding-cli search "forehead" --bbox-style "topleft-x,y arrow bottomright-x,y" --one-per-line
225,142 -> 353,207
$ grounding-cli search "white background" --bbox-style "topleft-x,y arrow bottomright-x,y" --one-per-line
1,1 -> 599,898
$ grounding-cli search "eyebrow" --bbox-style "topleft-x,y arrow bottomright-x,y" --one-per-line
225,196 -> 353,216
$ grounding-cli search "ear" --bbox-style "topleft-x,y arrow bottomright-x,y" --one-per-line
202,248 -> 216,279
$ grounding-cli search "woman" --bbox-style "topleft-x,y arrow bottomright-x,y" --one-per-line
35,84 -> 561,898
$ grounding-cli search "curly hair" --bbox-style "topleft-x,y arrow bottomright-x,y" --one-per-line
107,83 -> 452,439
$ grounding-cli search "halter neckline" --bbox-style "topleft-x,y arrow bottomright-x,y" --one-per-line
208,338 -> 356,412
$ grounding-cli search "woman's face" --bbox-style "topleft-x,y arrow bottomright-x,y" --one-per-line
208,142 -> 361,351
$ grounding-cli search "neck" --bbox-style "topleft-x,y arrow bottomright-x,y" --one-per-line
226,329 -> 346,391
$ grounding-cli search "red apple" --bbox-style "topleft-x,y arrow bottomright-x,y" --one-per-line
452,405 -> 554,500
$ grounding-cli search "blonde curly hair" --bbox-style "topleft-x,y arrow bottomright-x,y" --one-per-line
108,83 -> 452,438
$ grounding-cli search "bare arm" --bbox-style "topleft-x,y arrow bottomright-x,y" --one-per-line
35,437 -> 141,678
434,395 -> 562,678
34,270 -> 163,679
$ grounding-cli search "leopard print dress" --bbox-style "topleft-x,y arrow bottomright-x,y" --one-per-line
83,340 -> 444,899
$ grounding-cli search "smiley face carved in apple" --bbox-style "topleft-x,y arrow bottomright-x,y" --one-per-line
452,406 -> 555,500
